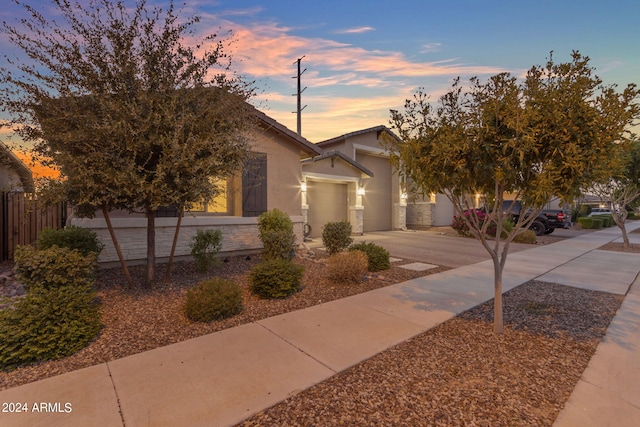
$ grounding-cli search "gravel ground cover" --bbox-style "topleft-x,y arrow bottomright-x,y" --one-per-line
0,228 -> 637,425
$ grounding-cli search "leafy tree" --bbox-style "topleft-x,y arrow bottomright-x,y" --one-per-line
589,137 -> 640,247
1,0 -> 255,286
389,52 -> 639,333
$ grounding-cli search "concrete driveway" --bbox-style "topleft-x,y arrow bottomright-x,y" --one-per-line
305,228 -> 587,268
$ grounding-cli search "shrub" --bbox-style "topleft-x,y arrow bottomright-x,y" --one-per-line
512,230 -> 537,244
261,230 -> 296,261
0,284 -> 101,370
14,245 -> 98,291
451,211 -> 512,238
189,229 -> 223,273
257,209 -> 294,238
349,241 -> 390,272
591,218 -> 603,229
250,259 -> 304,299
578,217 -> 594,229
37,225 -> 104,256
257,209 -> 297,261
184,278 -> 243,322
327,250 -> 368,284
322,221 -> 353,255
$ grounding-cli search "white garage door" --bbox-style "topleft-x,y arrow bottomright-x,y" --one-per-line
358,154 -> 392,232
306,180 -> 348,238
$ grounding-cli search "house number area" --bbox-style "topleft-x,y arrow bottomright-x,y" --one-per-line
2,402 -> 73,413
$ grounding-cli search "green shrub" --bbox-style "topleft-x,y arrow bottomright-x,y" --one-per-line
577,217 -> 594,229
512,230 -> 537,244
189,229 -> 223,273
0,284 -> 101,370
257,209 -> 294,238
37,225 -> 104,256
14,245 -> 98,291
349,241 -> 390,272
250,259 -> 304,299
322,221 -> 353,255
602,215 -> 615,227
591,218 -> 603,229
261,230 -> 296,261
327,250 -> 368,284
257,209 -> 297,261
184,278 -> 243,322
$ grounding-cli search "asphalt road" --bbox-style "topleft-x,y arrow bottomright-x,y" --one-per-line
306,228 -> 587,268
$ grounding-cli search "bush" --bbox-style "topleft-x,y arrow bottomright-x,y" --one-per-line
250,259 -> 304,299
578,217 -> 594,229
327,250 -> 368,284
349,241 -> 390,272
591,218 -> 603,229
451,211 -> 512,238
257,209 -> 294,238
257,209 -> 297,261
512,230 -> 537,244
37,225 -> 104,256
261,230 -> 296,261
322,221 -> 353,255
14,245 -> 98,291
184,278 -> 243,322
0,284 -> 101,370
189,229 -> 223,273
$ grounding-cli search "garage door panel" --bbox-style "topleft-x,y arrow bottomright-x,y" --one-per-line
306,181 -> 348,238
358,155 -> 392,232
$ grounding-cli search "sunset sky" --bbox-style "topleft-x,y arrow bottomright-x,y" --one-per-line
1,0 -> 639,149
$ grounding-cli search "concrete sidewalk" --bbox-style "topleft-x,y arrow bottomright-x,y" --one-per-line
1,224 -> 639,427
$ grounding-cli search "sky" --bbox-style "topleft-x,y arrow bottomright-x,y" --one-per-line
1,0 -> 639,148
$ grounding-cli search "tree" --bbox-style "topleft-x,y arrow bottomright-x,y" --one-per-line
1,0 -> 256,286
388,52 -> 639,333
589,137 -> 640,247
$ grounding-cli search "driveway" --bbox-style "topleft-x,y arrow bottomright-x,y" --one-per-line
305,228 -> 588,268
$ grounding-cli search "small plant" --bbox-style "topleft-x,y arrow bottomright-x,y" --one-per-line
349,241 -> 390,272
184,278 -> 243,322
327,250 -> 368,284
250,259 -> 304,299
257,209 -> 296,261
14,245 -> 98,291
37,225 -> 104,256
512,230 -> 537,244
322,221 -> 353,255
577,217 -> 594,229
189,229 -> 223,273
0,283 -> 101,370
261,230 -> 296,261
257,209 -> 294,238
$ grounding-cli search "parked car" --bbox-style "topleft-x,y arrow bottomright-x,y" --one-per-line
501,200 -> 571,236
588,208 -> 612,217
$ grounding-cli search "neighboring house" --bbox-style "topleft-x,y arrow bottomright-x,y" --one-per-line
301,126 -> 407,237
0,143 -> 34,192
70,109 -> 322,265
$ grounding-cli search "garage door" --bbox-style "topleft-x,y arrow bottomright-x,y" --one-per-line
306,180 -> 348,238
358,154 -> 392,232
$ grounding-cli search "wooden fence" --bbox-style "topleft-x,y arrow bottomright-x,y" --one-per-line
1,192 -> 66,261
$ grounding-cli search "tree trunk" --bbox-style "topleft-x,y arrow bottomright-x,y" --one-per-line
492,254 -> 504,334
163,207 -> 184,284
102,207 -> 133,287
146,209 -> 156,286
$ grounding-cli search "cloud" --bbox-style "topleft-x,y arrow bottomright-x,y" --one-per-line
335,26 -> 375,34
420,42 -> 443,53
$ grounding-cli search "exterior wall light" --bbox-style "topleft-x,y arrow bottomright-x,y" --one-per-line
401,192 -> 408,200
357,186 -> 365,196
301,182 -> 307,192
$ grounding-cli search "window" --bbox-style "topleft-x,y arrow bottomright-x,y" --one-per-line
187,178 -> 230,214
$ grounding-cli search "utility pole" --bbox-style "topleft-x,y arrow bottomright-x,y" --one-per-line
292,56 -> 307,136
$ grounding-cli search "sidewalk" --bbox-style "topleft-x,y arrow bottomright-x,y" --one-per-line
1,224 -> 639,426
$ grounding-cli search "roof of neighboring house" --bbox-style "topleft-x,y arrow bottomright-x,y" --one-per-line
316,125 -> 401,148
301,149 -> 374,177
252,108 -> 322,157
0,143 -> 35,192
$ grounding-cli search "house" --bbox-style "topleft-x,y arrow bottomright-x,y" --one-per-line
301,126 -> 407,237
69,109 -> 322,265
0,143 -> 34,192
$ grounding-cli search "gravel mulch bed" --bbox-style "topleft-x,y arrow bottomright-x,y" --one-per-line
0,252 -> 447,391
239,281 -> 623,427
